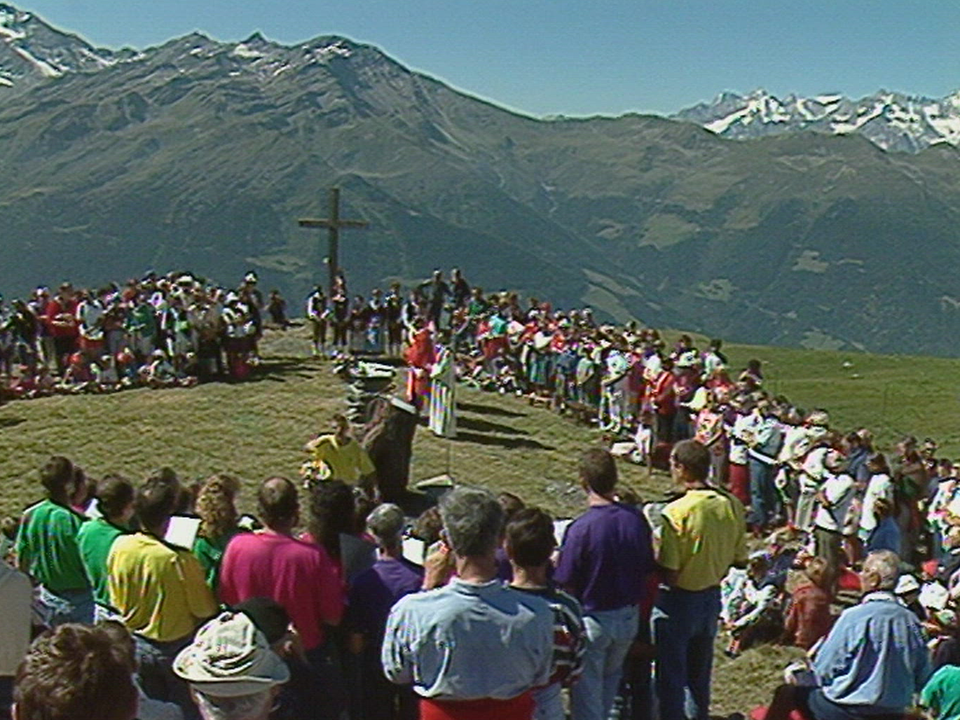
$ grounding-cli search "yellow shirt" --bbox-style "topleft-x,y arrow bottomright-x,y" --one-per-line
307,434 -> 375,483
107,533 -> 217,642
657,488 -> 747,592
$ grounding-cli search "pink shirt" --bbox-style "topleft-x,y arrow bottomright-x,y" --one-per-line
219,531 -> 344,650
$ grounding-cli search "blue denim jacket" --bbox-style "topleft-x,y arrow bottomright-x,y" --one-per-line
813,591 -> 930,710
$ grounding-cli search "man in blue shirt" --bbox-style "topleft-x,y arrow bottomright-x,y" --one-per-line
382,487 -> 553,720
554,448 -> 655,720
767,550 -> 930,720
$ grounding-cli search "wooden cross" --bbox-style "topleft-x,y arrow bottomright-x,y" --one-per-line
298,187 -> 368,294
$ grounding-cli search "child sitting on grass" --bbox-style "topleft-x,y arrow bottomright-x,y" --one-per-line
782,556 -> 834,650
721,552 -> 784,656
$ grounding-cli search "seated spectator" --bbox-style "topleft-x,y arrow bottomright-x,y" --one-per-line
303,413 -> 376,493
382,486 -> 554,720
12,624 -> 138,720
782,556 -> 833,651
16,456 -> 93,625
721,552 -> 783,656
347,503 -> 424,720
506,507 -> 586,720
766,551 -> 930,720
173,612 -> 290,720
0,560 -> 31,719
76,474 -> 135,621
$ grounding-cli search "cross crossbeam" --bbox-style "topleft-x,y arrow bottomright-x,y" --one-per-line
299,187 -> 368,294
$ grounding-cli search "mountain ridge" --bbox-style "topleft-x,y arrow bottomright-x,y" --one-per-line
2,4 -> 960,355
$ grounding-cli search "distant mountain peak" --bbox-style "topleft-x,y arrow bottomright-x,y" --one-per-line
674,88 -> 960,153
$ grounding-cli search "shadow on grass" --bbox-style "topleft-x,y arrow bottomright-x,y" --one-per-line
244,357 -> 319,383
454,430 -> 554,451
457,416 -> 529,435
457,400 -> 527,418
0,416 -> 25,428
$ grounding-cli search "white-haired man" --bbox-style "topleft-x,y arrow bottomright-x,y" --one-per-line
382,487 -> 553,720
174,611 -> 290,720
766,550 -> 929,720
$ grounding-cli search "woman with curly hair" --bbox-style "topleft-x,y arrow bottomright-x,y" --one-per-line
192,474 -> 241,591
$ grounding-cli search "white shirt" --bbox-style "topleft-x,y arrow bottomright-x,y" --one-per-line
814,473 -> 856,534
860,473 -> 894,534
778,425 -> 814,468
800,447 -> 830,492
729,412 -> 756,465
76,299 -> 105,341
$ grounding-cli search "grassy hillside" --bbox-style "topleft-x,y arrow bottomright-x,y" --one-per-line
1,325 -> 957,714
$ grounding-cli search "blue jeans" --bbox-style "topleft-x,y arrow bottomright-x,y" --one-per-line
571,605 -> 639,720
652,586 -> 720,720
37,586 -> 94,626
748,459 -> 778,528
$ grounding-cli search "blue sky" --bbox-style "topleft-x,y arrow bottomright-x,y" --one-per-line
22,0 -> 960,116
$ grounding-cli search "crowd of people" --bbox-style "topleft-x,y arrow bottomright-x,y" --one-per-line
4,266 -> 960,720
0,270 -> 293,397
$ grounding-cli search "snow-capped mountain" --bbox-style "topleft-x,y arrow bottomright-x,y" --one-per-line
0,2 -> 139,89
674,88 -> 960,153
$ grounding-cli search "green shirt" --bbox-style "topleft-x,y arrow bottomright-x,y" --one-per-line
16,499 -> 90,593
77,517 -> 128,606
192,530 -> 237,590
921,665 -> 960,720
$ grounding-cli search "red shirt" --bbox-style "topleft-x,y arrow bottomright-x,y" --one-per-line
784,583 -> 833,650
45,298 -> 79,338
219,531 -> 344,650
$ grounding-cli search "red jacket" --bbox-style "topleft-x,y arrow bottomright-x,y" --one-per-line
784,583 -> 833,650
45,298 -> 79,338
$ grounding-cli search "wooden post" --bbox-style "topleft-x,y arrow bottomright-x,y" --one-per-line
298,187 -> 369,295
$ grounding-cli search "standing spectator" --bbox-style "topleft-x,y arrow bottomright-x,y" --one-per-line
219,477 -> 344,720
12,624 -> 139,720
173,612 -> 289,720
16,456 -> 93,625
419,270 -> 450,329
554,449 -> 654,720
28,287 -> 52,370
76,288 -> 106,362
450,268 -> 471,311
76,474 -> 135,621
384,282 -> 403,357
107,478 -> 218,711
306,285 -> 328,357
44,282 -> 79,374
126,293 -> 159,361
382,487 -> 553,720
331,277 -> 350,353
812,450 -> 857,593
192,474 -> 241,591
747,400 -> 784,532
508,507 -> 586,720
347,503 -> 424,720
653,439 -> 747,720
